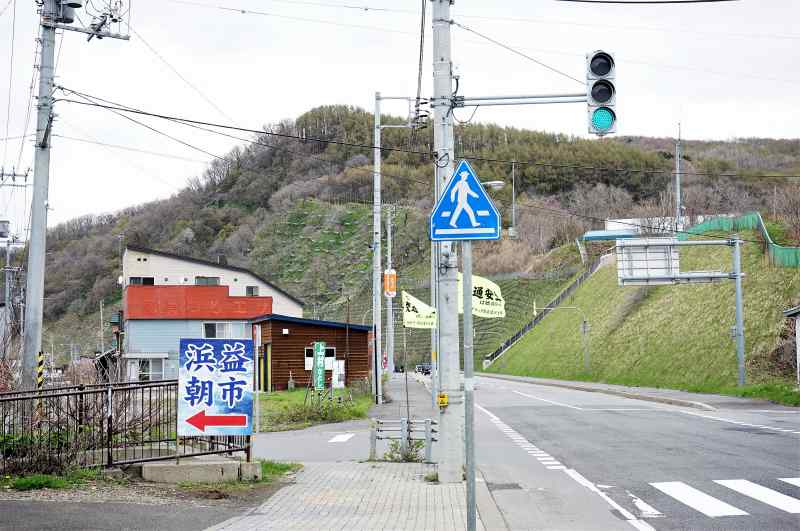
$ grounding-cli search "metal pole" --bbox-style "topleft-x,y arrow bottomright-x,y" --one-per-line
511,162 -> 516,232
100,300 -> 104,353
733,236 -> 746,387
463,242 -> 476,531
23,0 -> 58,389
675,126 -> 682,232
432,0 -> 462,484
2,240 -> 11,360
582,320 -> 590,373
372,92 -> 383,404
795,316 -> 799,388
386,208 -> 395,374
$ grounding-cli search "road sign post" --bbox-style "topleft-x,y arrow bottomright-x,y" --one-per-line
313,341 -> 326,391
430,158 -> 500,531
178,339 -> 254,436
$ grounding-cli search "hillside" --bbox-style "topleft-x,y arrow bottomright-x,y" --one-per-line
487,231 -> 800,403
3,105 -> 795,362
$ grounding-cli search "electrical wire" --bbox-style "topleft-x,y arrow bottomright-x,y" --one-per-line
450,20 -> 585,85
2,0 -> 17,165
55,87 -> 800,181
165,0 -> 416,36
130,26 -> 235,123
53,135 -> 211,163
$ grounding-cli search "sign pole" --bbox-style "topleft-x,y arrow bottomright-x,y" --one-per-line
463,242 -> 476,531
733,236 -> 746,387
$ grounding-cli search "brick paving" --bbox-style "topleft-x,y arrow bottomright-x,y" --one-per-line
208,461 -> 482,530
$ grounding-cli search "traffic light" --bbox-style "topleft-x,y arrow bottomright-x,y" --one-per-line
587,50 -> 616,136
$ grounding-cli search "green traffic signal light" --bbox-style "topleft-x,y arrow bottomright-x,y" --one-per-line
591,107 -> 616,132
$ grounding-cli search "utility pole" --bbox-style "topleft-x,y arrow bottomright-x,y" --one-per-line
22,0 -> 59,389
432,0 -> 463,485
99,300 -> 104,353
22,1 -> 128,389
385,207 -> 395,374
372,92 -> 383,404
674,124 -> 682,232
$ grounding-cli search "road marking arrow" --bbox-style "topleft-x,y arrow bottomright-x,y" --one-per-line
186,410 -> 248,431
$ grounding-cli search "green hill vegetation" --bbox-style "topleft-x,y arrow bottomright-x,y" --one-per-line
0,105 -> 795,372
487,231 -> 800,405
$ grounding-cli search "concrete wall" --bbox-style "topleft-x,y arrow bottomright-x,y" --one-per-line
123,248 -> 302,317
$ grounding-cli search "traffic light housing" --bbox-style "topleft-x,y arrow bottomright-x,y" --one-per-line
587,50 -> 616,136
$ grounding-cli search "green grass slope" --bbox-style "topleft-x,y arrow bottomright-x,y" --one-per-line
487,232 -> 800,404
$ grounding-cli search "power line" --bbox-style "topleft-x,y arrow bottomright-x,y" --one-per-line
130,26 -> 235,123
451,20 -> 585,86
165,0 -> 416,35
0,0 -> 11,18
53,135 -> 211,163
56,87 -> 800,181
2,0 -> 17,165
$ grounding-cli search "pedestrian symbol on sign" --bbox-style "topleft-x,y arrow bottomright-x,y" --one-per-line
430,160 -> 501,241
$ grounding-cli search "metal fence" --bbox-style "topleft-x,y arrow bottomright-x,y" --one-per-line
483,255 -> 609,367
0,380 -> 249,475
369,418 -> 437,462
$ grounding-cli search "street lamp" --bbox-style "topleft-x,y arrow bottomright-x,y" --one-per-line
481,180 -> 505,191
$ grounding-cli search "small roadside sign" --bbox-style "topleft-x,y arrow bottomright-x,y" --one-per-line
430,159 -> 501,241
384,269 -> 397,298
178,338 -> 254,436
313,341 -> 326,391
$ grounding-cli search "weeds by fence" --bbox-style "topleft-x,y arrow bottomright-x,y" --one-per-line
0,380 -> 248,475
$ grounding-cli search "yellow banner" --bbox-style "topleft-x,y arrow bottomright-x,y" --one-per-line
401,291 -> 437,329
458,273 -> 506,319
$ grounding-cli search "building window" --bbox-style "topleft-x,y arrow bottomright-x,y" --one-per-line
129,277 -> 154,285
304,347 -> 336,371
246,286 -> 259,297
195,276 -> 220,286
203,322 -> 248,339
138,359 -> 163,381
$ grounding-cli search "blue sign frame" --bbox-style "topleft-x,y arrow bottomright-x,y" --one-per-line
178,338 -> 254,436
430,159 -> 501,241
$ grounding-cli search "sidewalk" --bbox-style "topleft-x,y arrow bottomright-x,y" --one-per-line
370,371 -> 437,420
479,372 -> 797,410
207,461 -> 480,531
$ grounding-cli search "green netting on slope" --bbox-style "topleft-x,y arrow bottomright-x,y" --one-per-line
679,212 -> 800,268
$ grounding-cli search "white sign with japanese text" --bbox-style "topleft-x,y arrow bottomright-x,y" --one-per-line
178,338 -> 254,436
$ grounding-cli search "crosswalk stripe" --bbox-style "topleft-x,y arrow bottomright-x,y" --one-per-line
651,481 -> 749,517
779,478 -> 800,488
715,479 -> 800,514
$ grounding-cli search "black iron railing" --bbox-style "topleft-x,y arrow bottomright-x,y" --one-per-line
0,380 -> 249,475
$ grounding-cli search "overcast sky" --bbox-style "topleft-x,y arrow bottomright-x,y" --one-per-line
0,0 -> 798,234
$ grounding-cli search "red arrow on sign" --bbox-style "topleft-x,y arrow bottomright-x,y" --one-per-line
186,410 -> 248,432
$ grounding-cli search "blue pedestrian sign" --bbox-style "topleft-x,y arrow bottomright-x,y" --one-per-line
178,338 -> 254,436
430,160 -> 501,241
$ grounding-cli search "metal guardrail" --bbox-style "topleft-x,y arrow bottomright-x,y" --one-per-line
0,379 -> 248,475
369,418 -> 438,462
483,255 -> 609,367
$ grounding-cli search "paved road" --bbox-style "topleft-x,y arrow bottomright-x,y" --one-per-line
474,375 -> 800,531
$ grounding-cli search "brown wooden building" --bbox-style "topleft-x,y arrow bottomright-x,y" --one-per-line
251,314 -> 372,391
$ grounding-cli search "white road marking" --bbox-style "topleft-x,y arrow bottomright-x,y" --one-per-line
547,465 -> 567,470
651,481 -> 748,517
780,478 -> 800,488
679,411 -> 800,436
512,390 -> 584,410
715,479 -> 800,513
328,433 -> 354,443
627,491 -> 664,518
566,469 -> 656,531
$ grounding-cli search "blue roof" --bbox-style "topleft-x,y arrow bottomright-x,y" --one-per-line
250,313 -> 372,332
582,229 -> 639,241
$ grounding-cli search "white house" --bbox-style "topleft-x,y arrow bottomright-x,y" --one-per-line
122,245 -> 303,317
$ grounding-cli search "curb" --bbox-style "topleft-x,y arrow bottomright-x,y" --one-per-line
476,467 -> 510,531
479,373 -> 716,411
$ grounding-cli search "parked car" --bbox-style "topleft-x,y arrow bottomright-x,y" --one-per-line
415,363 -> 432,375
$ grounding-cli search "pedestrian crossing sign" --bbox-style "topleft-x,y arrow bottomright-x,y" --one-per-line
430,159 -> 501,241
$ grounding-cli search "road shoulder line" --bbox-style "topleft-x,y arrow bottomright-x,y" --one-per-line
479,373 -> 716,411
